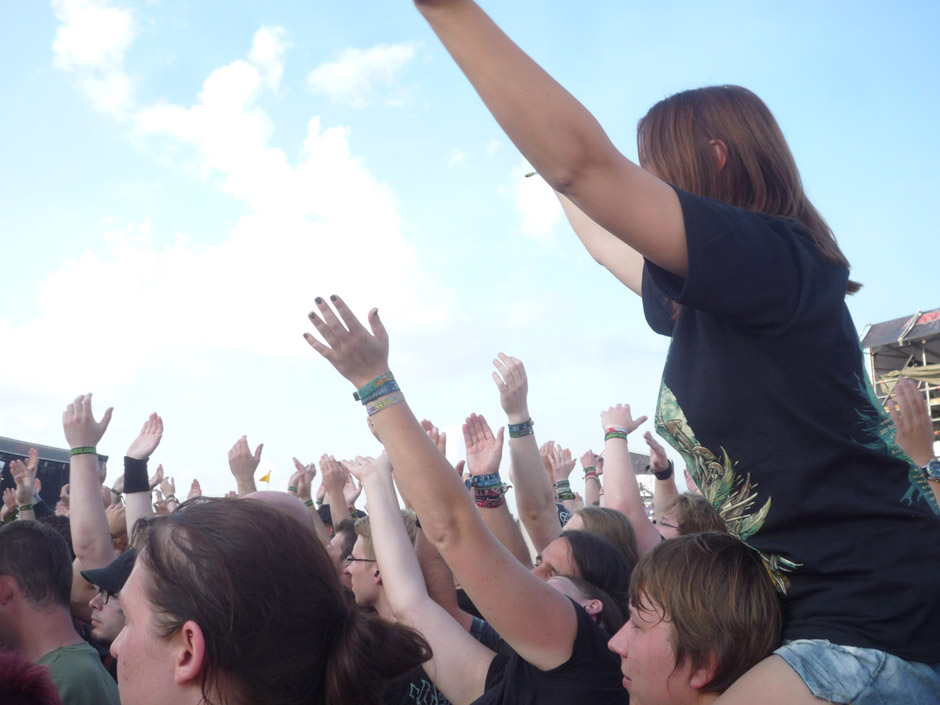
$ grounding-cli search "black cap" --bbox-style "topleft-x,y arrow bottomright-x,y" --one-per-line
81,548 -> 137,594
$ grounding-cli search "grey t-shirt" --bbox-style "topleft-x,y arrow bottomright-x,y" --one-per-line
37,642 -> 120,705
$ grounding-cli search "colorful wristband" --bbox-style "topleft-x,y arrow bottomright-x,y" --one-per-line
70,446 -> 97,457
367,391 -> 404,416
508,418 -> 534,438
110,487 -> 122,496
353,371 -> 395,402
304,499 -> 314,507
652,460 -> 675,481
359,379 -> 401,405
469,471 -> 503,489
17,504 -> 34,512
604,431 -> 628,442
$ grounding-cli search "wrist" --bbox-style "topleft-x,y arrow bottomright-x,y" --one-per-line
505,409 -> 530,425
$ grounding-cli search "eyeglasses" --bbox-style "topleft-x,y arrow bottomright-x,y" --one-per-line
345,556 -> 377,567
97,588 -> 115,605
657,520 -> 679,531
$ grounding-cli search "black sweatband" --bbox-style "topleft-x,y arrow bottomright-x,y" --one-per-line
652,460 -> 675,481
124,456 -> 150,493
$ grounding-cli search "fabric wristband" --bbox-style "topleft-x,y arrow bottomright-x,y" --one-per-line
359,379 -> 401,405
70,446 -> 97,457
508,418 -> 534,438
652,460 -> 675,481
304,499 -> 314,507
123,456 -> 150,494
469,471 -> 503,489
367,391 -> 404,416
604,431 -> 628,442
110,487 -> 122,497
353,371 -> 395,402
18,504 -> 34,512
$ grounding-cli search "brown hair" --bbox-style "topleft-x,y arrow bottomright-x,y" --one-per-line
574,506 -> 640,567
557,574 -> 626,637
134,497 -> 430,705
354,510 -> 418,559
638,85 -> 859,294
630,532 -> 782,694
664,493 -> 728,536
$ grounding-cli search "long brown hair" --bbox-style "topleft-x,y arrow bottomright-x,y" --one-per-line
134,497 -> 431,705
638,85 -> 860,293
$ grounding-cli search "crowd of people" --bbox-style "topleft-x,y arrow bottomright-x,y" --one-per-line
3,1 -> 939,704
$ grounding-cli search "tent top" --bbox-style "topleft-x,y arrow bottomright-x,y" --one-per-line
861,308 -> 940,349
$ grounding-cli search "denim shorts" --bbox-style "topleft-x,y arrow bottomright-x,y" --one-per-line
775,639 -> 940,704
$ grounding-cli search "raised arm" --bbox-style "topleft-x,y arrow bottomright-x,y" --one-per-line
646,431 -> 679,523
493,354 -> 561,553
346,455 -> 494,705
412,0 -> 687,275
320,454 -> 352,528
289,458 -> 331,545
123,414 -> 163,541
464,413 -> 532,567
305,296 -> 579,671
888,376 -> 939,505
228,436 -> 262,497
581,450 -> 602,508
556,191 -> 644,295
63,395 -> 117,569
599,404 -> 662,555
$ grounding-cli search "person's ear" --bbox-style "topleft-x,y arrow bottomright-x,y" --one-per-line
583,599 -> 603,617
687,652 -> 718,690
0,576 -> 16,605
373,569 -> 382,585
708,139 -> 728,172
173,620 -> 206,686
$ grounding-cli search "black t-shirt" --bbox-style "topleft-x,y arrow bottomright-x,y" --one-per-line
383,666 -> 452,705
471,600 -> 627,705
643,187 -> 940,662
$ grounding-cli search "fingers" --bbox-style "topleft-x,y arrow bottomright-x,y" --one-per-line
100,406 -> 114,434
330,295 -> 368,335
367,308 -> 388,344
254,444 -> 264,461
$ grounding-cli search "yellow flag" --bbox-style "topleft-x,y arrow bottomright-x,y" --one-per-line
259,471 -> 271,484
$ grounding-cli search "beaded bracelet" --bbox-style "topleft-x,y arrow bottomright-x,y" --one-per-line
508,418 -> 534,438
353,371 -> 395,402
70,446 -> 96,457
367,391 -> 404,416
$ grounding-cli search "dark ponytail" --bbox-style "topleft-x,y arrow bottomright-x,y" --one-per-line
325,607 -> 432,705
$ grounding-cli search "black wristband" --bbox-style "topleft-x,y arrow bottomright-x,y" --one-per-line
652,460 -> 674,481
124,456 -> 150,493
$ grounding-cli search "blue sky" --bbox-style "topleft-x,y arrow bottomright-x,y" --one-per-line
1,1 -> 938,500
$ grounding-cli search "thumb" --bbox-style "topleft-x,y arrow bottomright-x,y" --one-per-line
368,308 -> 388,342
100,407 -> 114,433
254,444 -> 264,460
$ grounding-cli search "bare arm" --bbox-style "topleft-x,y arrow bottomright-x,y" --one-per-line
348,456 -> 494,705
305,297 -> 580,671
557,191 -> 644,296
413,0 -> 687,275
228,436 -> 261,497
581,450 -> 602,508
320,454 -> 351,528
646,432 -> 679,522
493,354 -> 561,553
464,413 -> 532,568
124,415 -> 164,541
63,396 -> 117,569
600,404 -> 662,555
289,458 -> 330,546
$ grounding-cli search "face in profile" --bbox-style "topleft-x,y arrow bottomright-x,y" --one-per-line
532,536 -> 577,580
89,588 -> 125,645
110,562 -> 190,705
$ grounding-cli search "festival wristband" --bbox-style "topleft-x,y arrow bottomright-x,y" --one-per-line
70,446 -> 97,457
366,391 -> 404,416
353,371 -> 395,402
508,418 -> 534,438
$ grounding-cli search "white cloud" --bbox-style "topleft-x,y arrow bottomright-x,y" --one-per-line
51,0 -> 138,118
306,43 -> 416,108
448,149 -> 468,169
512,161 -> 562,239
485,140 -> 504,157
248,25 -> 290,93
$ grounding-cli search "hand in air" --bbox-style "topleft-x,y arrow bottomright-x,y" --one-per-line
303,295 -> 389,389
63,395 -> 113,450
127,413 -> 163,461
600,404 -> 647,435
463,413 -> 504,477
228,436 -> 263,482
492,353 -> 529,420
887,377 -> 935,466
644,431 -> 671,472
342,454 -> 392,484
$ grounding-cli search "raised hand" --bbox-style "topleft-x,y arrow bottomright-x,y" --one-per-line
149,464 -> 164,490
1,487 -> 15,519
127,413 -> 164,460
644,431 -> 671,472
581,449 -> 601,474
342,454 -> 392,484
105,503 -> 127,538
463,413 -> 505,477
228,436 -> 263,494
548,443 -> 576,482
63,394 -> 113,450
600,403 -> 648,435
187,479 -> 202,501
290,458 -> 315,502
9,459 -> 36,506
152,489 -> 168,516
421,419 -> 448,458
887,377 -> 936,466
303,296 -> 390,389
492,353 -> 529,422
344,474 -> 363,506
160,476 -> 176,500
319,454 -> 348,493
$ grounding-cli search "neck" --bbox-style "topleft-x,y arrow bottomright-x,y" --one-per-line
17,605 -> 83,662
373,590 -> 396,623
